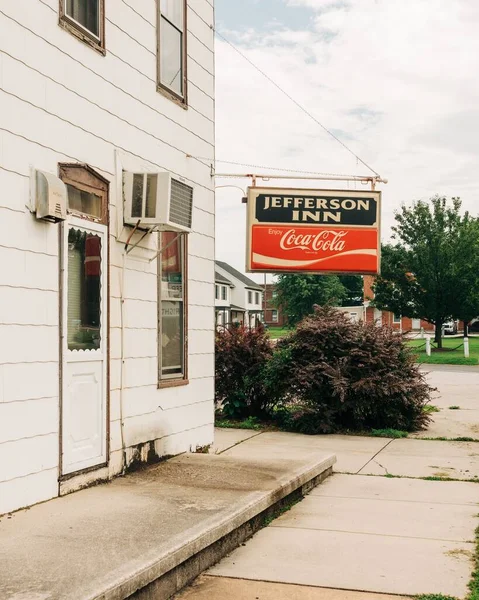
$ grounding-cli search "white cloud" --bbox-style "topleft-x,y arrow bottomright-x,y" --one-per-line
214,0 -> 479,279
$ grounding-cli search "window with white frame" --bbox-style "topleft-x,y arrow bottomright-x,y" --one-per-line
248,291 -> 253,304
159,232 -> 187,384
215,285 -> 219,300
255,292 -> 260,305
271,310 -> 278,323
60,0 -> 105,52
222,286 -> 227,301
393,313 -> 401,324
158,0 -> 187,102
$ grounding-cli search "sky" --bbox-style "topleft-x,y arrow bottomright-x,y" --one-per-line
213,0 -> 479,281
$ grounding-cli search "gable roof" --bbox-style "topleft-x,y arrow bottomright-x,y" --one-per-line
215,261 -> 263,291
215,271 -> 233,285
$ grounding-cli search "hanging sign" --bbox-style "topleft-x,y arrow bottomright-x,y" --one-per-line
246,187 -> 381,274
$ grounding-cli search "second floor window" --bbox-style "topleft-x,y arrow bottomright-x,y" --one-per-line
255,292 -> 260,305
222,286 -> 227,301
248,291 -> 253,304
60,0 -> 105,53
158,0 -> 187,102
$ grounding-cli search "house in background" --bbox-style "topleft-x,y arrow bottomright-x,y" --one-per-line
0,0 -> 215,516
336,306 -> 366,323
363,276 -> 435,332
263,283 -> 286,327
215,261 -> 264,328
215,272 -> 234,326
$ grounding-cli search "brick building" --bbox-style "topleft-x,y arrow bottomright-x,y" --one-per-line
363,276 -> 435,332
263,284 -> 287,327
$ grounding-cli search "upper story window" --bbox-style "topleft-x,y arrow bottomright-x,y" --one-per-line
255,292 -> 260,305
158,0 -> 187,105
59,0 -> 106,54
222,286 -> 227,301
215,285 -> 219,300
248,291 -> 253,304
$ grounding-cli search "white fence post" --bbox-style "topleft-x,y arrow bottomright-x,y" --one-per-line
464,337 -> 470,358
425,335 -> 431,356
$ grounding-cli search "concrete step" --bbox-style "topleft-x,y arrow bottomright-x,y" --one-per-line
0,451 -> 335,600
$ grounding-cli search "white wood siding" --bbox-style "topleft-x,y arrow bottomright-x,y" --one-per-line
0,0 -> 215,515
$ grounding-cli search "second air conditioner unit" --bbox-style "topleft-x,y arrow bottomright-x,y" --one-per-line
123,171 -> 193,232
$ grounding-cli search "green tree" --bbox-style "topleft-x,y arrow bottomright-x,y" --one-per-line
449,217 -> 479,335
274,274 -> 347,326
373,197 -> 479,347
338,275 -> 364,306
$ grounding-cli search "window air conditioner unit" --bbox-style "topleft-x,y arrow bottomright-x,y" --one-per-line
123,171 -> 193,232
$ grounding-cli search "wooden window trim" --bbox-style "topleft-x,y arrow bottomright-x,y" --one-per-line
59,163 -> 109,225
157,0 -> 188,108
59,0 -> 106,55
159,378 -> 190,390
158,233 -> 189,386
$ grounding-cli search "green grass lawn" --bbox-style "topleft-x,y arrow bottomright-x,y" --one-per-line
267,327 -> 291,340
407,336 -> 479,365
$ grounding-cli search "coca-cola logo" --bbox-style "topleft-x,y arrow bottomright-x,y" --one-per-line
279,229 -> 347,252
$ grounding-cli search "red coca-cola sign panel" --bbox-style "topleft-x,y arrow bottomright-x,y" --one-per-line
246,187 -> 381,274
250,225 -> 379,273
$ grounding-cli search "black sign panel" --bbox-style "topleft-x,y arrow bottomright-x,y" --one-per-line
254,193 -> 378,226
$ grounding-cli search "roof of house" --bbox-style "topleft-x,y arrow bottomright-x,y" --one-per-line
215,261 -> 263,291
230,305 -> 246,312
215,271 -> 233,285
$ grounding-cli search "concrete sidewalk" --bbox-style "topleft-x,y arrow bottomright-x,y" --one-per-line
181,378 -> 479,600
0,450 -> 335,600
207,473 -> 477,597
413,364 -> 479,440
176,364 -> 479,599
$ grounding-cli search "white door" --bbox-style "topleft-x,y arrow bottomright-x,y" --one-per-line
61,217 -> 108,475
412,319 -> 421,329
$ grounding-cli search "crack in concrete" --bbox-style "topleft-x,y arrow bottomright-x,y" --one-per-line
355,438 -> 395,474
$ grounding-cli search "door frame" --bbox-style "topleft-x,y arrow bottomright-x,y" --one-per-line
58,164 -> 110,480
59,217 -> 109,477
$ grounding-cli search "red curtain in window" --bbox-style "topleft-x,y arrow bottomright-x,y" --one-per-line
161,232 -> 180,274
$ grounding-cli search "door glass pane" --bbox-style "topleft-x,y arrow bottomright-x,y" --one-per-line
67,228 -> 102,351
66,0 -> 99,37
160,17 -> 183,95
160,0 -> 184,29
161,301 -> 184,376
160,232 -> 183,299
67,185 -> 102,219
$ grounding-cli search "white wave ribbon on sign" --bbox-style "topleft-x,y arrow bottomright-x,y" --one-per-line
252,248 -> 378,267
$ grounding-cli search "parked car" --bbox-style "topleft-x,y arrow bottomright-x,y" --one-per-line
443,321 -> 458,335
469,319 -> 479,333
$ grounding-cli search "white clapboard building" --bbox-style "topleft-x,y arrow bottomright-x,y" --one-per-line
0,0 -> 215,514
